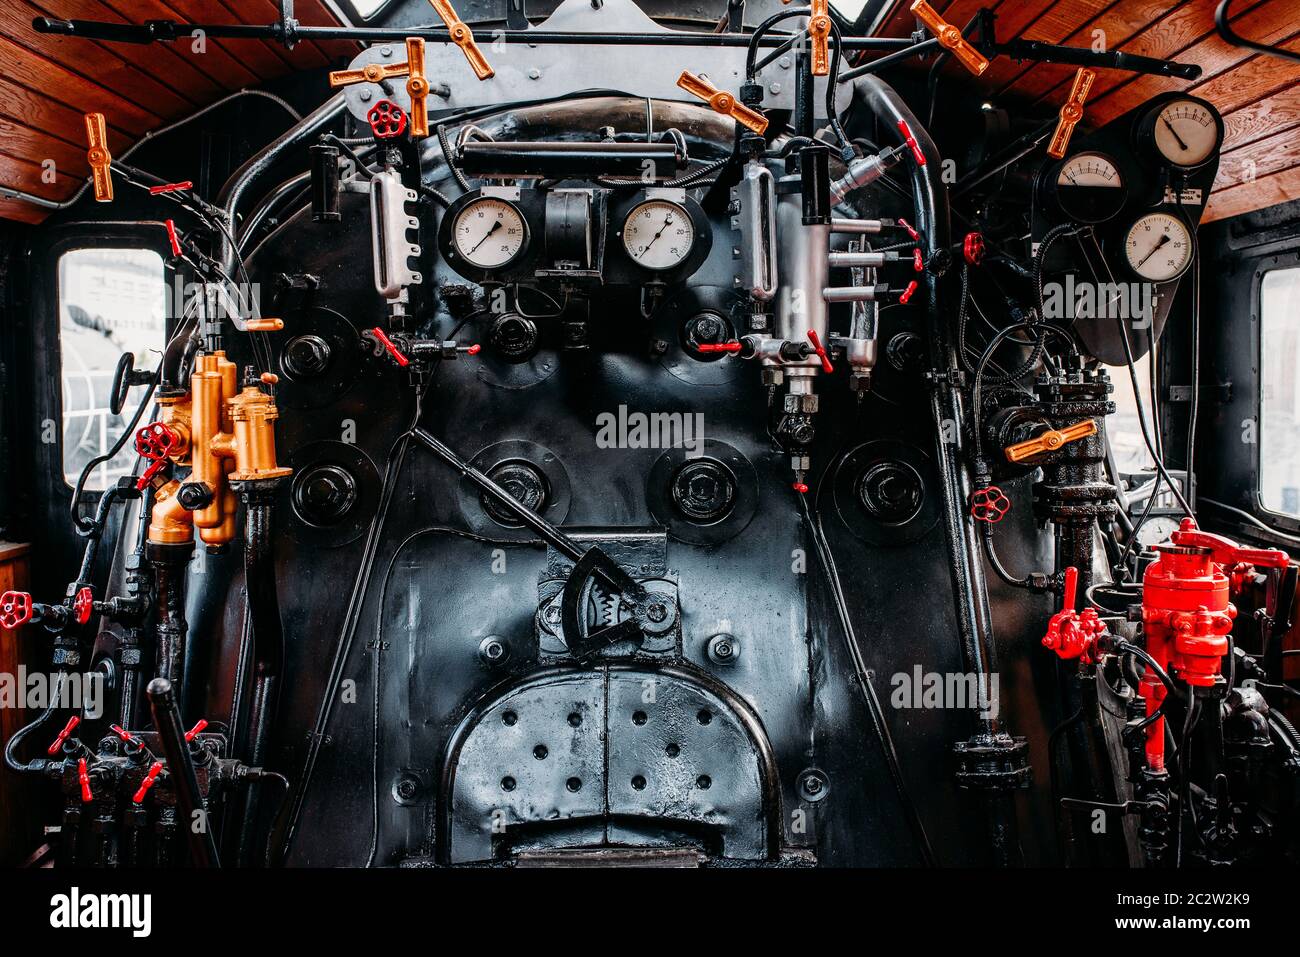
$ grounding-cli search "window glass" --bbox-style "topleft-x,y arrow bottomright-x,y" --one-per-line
349,0 -> 392,18
1261,266 -> 1300,516
1106,355 -> 1156,477
58,248 -> 166,490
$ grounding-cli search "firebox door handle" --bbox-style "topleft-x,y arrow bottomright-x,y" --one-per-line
1004,418 -> 1096,464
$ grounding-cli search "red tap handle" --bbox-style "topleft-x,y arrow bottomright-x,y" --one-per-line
697,342 -> 742,354
132,761 -> 164,804
912,248 -> 924,272
73,586 -> 94,626
897,218 -> 920,242
1061,566 -> 1078,610
0,590 -> 33,630
371,327 -> 410,367
898,281 -> 919,304
963,231 -> 985,266
149,181 -> 193,195
806,330 -> 834,373
78,758 -> 93,803
1171,518 -> 1290,571
110,723 -> 143,748
464,343 -> 482,356
897,120 -> 926,166
185,719 -> 209,742
163,219 -> 181,258
793,482 -> 809,494
48,716 -> 80,755
134,422 -> 178,490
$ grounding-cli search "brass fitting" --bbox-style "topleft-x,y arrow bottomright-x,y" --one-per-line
148,479 -> 196,546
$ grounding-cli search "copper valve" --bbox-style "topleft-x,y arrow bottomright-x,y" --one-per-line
84,112 -> 113,202
1004,419 -> 1097,464
676,71 -> 769,135
245,317 -> 285,332
910,1 -> 989,77
1047,68 -> 1097,159
780,0 -> 830,76
427,0 -> 494,81
404,37 -> 431,137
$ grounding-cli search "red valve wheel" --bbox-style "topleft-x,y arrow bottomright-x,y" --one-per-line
963,232 -> 986,267
135,422 -> 177,460
970,486 -> 1012,524
367,100 -> 409,140
73,586 -> 94,626
0,590 -> 33,630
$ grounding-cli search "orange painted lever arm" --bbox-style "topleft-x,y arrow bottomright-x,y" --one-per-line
910,0 -> 989,77
1048,68 -> 1097,159
428,0 -> 494,80
676,71 -> 769,135
1005,419 -> 1097,464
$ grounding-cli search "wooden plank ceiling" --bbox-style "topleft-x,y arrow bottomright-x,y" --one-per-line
0,1 -> 1295,224
874,0 -> 1300,222
0,0 -> 354,224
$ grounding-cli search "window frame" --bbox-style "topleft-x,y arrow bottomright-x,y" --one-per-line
1257,261 -> 1300,530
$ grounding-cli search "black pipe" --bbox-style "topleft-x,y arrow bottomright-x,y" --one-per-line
147,677 -> 220,867
148,542 -> 192,702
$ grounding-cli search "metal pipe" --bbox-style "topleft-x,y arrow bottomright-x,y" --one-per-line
147,677 -> 220,867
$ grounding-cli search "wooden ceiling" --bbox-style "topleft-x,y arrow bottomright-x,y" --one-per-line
0,0 -> 354,224
0,0 -> 1295,224
874,0 -> 1300,222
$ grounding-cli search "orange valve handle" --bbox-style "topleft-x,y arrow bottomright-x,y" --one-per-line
1048,68 -> 1097,159
85,112 -> 113,202
781,0 -> 831,76
405,37 -> 431,137
910,0 -> 988,77
428,0 -> 495,80
676,71 -> 769,135
329,59 -> 415,89
1004,419 -> 1097,464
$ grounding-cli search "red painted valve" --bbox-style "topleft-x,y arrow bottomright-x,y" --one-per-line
73,586 -> 94,626
47,716 -> 80,755
110,724 -> 143,749
134,422 -> 179,490
806,330 -> 834,373
371,327 -> 410,367
697,342 -> 742,354
912,248 -> 924,272
963,232 -> 985,267
1041,567 -> 1108,663
970,486 -> 1011,524
367,100 -> 409,139
78,757 -> 94,803
185,719 -> 209,742
896,218 -> 920,242
0,590 -> 33,629
792,482 -> 809,494
897,120 -> 926,166
898,280 -> 919,304
163,219 -> 181,258
132,761 -> 164,804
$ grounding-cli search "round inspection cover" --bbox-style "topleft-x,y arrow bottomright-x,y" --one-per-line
264,306 -> 363,410
832,440 -> 941,547
282,440 -> 380,548
647,440 -> 758,546
455,439 -> 571,538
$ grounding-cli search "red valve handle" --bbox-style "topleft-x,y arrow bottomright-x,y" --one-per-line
149,181 -> 193,195
135,422 -> 179,490
110,723 -> 143,748
371,327 -> 410,367
970,486 -> 1012,524
48,716 -> 80,755
912,248 -> 924,272
1171,518 -> 1289,571
464,343 -> 482,356
896,218 -> 920,242
897,120 -> 926,167
185,719 -> 209,742
78,758 -> 94,803
73,586 -> 94,626
0,590 -> 33,630
806,330 -> 834,374
163,219 -> 181,258
898,281 -> 919,305
132,761 -> 164,804
367,100 -> 409,140
696,342 -> 742,354
963,232 -> 985,267
793,482 -> 809,494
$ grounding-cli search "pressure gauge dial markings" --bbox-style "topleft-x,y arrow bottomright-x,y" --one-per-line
1049,151 -> 1127,223
1141,98 -> 1222,169
1124,211 -> 1193,282
452,196 -> 528,269
622,199 -> 695,271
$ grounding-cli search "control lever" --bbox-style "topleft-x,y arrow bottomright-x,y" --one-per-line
1047,68 -> 1097,159
84,112 -> 113,202
780,0 -> 830,76
909,0 -> 989,76
676,71 -> 769,135
330,37 -> 435,137
1004,418 -> 1097,464
427,0 -> 495,80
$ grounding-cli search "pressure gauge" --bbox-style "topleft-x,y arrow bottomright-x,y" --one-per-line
1124,211 -> 1193,282
1047,152 -> 1128,223
1137,97 -> 1223,170
451,196 -> 528,269
622,199 -> 695,271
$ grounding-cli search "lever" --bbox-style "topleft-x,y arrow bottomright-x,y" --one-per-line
1047,68 -> 1097,159
427,0 -> 495,80
780,0 -> 830,76
84,112 -> 113,202
78,758 -> 94,803
330,38 -> 435,136
909,0 -> 989,77
806,329 -> 834,374
676,71 -> 769,135
1004,419 -> 1096,464
47,716 -> 81,756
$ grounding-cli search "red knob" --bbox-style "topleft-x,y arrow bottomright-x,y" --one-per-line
110,723 -> 143,748
367,100 -> 409,139
970,486 -> 1012,524
792,482 -> 809,494
78,758 -> 94,803
47,715 -> 80,755
132,761 -> 164,804
912,248 -> 924,272
697,342 -> 742,354
73,587 -> 94,626
897,120 -> 926,166
898,281 -> 919,305
163,219 -> 181,258
465,343 -> 482,356
185,719 -> 209,742
0,590 -> 33,630
806,330 -> 834,374
371,327 -> 410,367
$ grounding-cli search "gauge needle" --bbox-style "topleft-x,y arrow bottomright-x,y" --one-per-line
470,220 -> 502,254
642,213 -> 674,253
1162,118 -> 1190,152
1137,234 -> 1171,268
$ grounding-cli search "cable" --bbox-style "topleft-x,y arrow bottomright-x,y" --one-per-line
1185,256 -> 1200,511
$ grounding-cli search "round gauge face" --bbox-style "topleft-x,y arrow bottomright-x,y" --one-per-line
1125,212 -> 1193,282
622,200 -> 695,271
452,197 -> 527,269
1149,99 -> 1222,168
1053,152 -> 1127,223
1135,515 -> 1182,551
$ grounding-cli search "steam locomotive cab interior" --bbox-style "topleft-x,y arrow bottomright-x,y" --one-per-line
1,0 -> 1300,875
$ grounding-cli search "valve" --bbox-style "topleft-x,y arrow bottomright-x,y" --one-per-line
781,0 -> 830,76
148,180 -> 192,195
367,99 -> 408,140
427,0 -> 495,81
793,482 -> 810,494
963,232 -> 985,267
0,590 -> 33,630
77,757 -> 94,803
1041,566 -> 1108,663
909,0 -> 989,77
1047,67 -> 1097,159
134,422 -> 179,491
1170,518 -> 1290,573
898,280 -> 919,304
371,327 -> 411,367
330,37 -> 435,137
185,718 -> 209,742
163,219 -> 181,258
912,248 -> 924,272
896,218 -> 920,242
73,586 -> 94,626
970,485 -> 1011,524
896,120 -> 926,167
47,716 -> 80,756
676,71 -> 770,135
806,330 -> 834,374
132,760 -> 164,804
110,724 -> 144,749
696,342 -> 742,354
1004,418 -> 1097,464
84,111 -> 113,202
